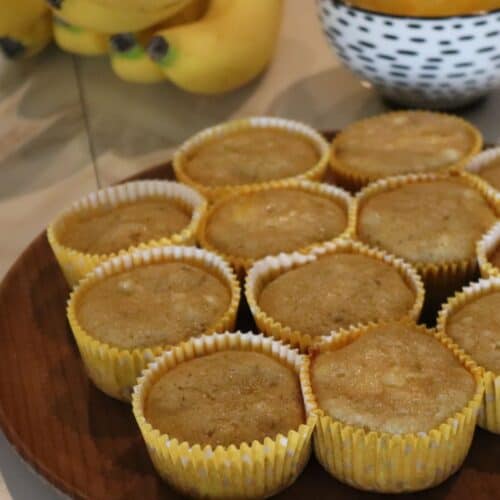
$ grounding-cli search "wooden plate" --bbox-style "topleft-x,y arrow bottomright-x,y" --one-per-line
0,133 -> 498,499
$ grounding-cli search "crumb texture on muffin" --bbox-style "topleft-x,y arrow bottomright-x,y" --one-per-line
205,189 -> 347,259
358,179 -> 496,264
311,323 -> 476,434
258,253 -> 415,337
184,128 -> 320,186
77,262 -> 230,349
446,291 -> 500,373
59,199 -> 191,255
477,157 -> 500,191
335,112 -> 478,178
144,351 -> 305,447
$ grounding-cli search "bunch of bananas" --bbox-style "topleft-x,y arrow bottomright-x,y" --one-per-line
1,0 -> 283,94
0,0 -> 52,59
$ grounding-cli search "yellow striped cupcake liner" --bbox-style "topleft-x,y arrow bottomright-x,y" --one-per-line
330,111 -> 483,192
477,221 -> 500,278
437,278 -> 500,434
245,239 -> 424,352
198,179 -> 354,277
353,171 -> 499,306
464,146 -> 500,204
48,180 -> 207,287
305,320 -> 484,493
67,246 -> 240,402
132,331 -> 317,498
173,117 -> 330,202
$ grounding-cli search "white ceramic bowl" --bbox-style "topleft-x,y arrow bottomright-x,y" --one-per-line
317,0 -> 500,109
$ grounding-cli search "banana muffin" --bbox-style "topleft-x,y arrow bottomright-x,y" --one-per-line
144,350 -> 305,447
201,183 -> 350,269
442,289 -> 500,374
331,111 -> 482,188
311,322 -> 476,433
357,176 -> 496,266
59,198 -> 191,255
257,252 -> 417,338
76,262 -> 231,349
475,155 -> 500,192
182,128 -> 320,187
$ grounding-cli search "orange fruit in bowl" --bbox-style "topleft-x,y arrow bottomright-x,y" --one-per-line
346,1 -> 500,17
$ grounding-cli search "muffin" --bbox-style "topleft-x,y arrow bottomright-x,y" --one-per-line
477,221 -> 500,278
67,246 -> 240,401
306,320 -> 483,493
465,147 -> 500,201
199,180 -> 353,274
48,180 -> 207,286
355,172 -> 497,305
132,332 -> 317,498
438,278 -> 500,433
173,117 -> 330,200
245,239 -> 424,351
331,111 -> 482,191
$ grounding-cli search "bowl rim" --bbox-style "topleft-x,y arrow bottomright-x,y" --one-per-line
328,0 -> 500,21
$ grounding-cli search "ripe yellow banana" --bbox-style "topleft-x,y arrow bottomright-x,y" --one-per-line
46,0 -> 192,34
109,0 -> 207,84
0,0 -> 47,34
0,12 -> 52,59
146,0 -> 283,94
53,17 -> 109,55
110,33 -> 164,83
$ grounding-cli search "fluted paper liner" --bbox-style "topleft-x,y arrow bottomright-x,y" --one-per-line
132,331 -> 317,498
305,320 -> 484,493
477,219 -> 500,279
353,171 -> 499,305
330,111 -> 483,192
173,117 -> 330,201
48,180 -> 207,287
464,146 -> 500,204
245,239 -> 424,352
198,179 -> 354,277
67,246 -> 240,402
438,278 -> 500,434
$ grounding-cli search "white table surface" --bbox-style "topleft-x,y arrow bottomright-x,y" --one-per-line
0,1 -> 499,498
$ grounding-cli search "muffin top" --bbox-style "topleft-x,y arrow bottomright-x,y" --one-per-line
144,351 -> 305,447
204,188 -> 348,261
477,156 -> 500,192
183,128 -> 320,187
333,112 -> 479,180
59,198 -> 191,255
258,253 -> 416,337
358,178 -> 496,264
76,262 -> 230,349
489,245 -> 500,271
311,322 -> 476,434
445,290 -> 500,373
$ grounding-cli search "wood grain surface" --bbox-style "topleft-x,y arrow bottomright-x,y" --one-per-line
0,133 -> 498,499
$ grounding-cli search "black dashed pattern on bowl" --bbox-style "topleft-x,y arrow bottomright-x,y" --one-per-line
317,0 -> 500,109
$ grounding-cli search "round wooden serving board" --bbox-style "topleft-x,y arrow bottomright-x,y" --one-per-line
0,132 -> 498,499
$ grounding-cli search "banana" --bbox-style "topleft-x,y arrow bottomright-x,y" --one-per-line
146,0 -> 283,94
109,33 -> 164,83
0,0 -> 48,34
46,0 -> 193,34
53,17 -> 109,55
0,12 -> 52,59
109,0 -> 207,84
